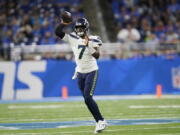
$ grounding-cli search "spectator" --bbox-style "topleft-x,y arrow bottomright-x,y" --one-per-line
118,7 -> 130,23
117,22 -> 141,58
14,30 -> 26,45
0,0 -> 84,46
113,0 -> 179,44
154,20 -> 165,37
165,26 -> 179,44
2,29 -> 14,46
19,0 -> 32,13
117,22 -> 141,43
18,24 -> 34,45
139,18 -> 152,42
145,33 -> 159,52
168,0 -> 180,13
40,31 -> 56,45
32,19 -> 41,44
40,20 -> 54,37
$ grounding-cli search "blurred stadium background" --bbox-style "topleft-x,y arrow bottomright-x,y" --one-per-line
0,0 -> 180,134
0,0 -> 180,99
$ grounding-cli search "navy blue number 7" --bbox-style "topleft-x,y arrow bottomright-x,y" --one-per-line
78,45 -> 86,59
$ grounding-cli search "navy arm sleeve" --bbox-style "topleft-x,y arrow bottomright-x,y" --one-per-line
92,48 -> 100,59
55,24 -> 66,39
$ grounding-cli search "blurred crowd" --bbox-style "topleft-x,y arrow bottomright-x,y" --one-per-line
0,0 -> 84,47
0,0 -> 179,61
111,0 -> 180,59
113,0 -> 180,44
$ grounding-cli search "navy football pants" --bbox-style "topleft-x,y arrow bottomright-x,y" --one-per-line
77,70 -> 104,122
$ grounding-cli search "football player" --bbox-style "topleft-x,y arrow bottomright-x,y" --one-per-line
55,14 -> 107,133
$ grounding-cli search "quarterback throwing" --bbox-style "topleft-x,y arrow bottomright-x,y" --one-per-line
55,12 -> 107,133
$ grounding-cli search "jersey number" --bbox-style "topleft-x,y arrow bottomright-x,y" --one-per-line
78,45 -> 86,59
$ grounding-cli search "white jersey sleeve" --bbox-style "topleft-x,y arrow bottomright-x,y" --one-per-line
89,35 -> 102,48
61,32 -> 79,46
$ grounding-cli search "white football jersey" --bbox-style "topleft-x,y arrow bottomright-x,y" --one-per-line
62,32 -> 102,73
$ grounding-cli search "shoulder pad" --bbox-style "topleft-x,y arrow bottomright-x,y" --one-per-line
69,32 -> 79,39
89,35 -> 102,46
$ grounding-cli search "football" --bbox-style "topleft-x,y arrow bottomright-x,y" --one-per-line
61,11 -> 73,23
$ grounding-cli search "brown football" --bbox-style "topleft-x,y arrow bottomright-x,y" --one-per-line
61,11 -> 73,23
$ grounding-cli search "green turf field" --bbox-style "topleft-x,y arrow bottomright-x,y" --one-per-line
0,97 -> 180,135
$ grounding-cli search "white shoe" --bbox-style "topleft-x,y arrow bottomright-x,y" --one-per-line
94,120 -> 108,134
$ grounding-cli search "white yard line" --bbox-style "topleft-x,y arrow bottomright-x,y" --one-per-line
129,105 -> 180,109
0,126 -> 19,130
8,104 -> 85,109
106,115 -> 180,119
0,117 -> 93,122
128,114 -> 180,117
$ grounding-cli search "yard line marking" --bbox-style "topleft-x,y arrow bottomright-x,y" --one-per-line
129,105 -> 180,109
0,126 -> 19,130
0,117 -> 93,122
122,114 -> 180,117
0,119 -> 180,130
8,104 -> 85,109
106,115 -> 180,119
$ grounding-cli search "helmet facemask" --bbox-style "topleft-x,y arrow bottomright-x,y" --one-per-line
74,18 -> 89,37
75,26 -> 88,37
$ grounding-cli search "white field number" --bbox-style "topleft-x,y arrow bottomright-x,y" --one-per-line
0,61 -> 46,100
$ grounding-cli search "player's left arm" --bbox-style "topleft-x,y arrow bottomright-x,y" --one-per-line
88,36 -> 102,59
85,35 -> 102,59
87,43 -> 101,59
91,47 -> 100,59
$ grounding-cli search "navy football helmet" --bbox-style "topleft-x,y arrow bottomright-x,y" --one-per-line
74,18 -> 89,37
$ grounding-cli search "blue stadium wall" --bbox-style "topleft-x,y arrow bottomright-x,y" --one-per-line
0,58 -> 180,99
